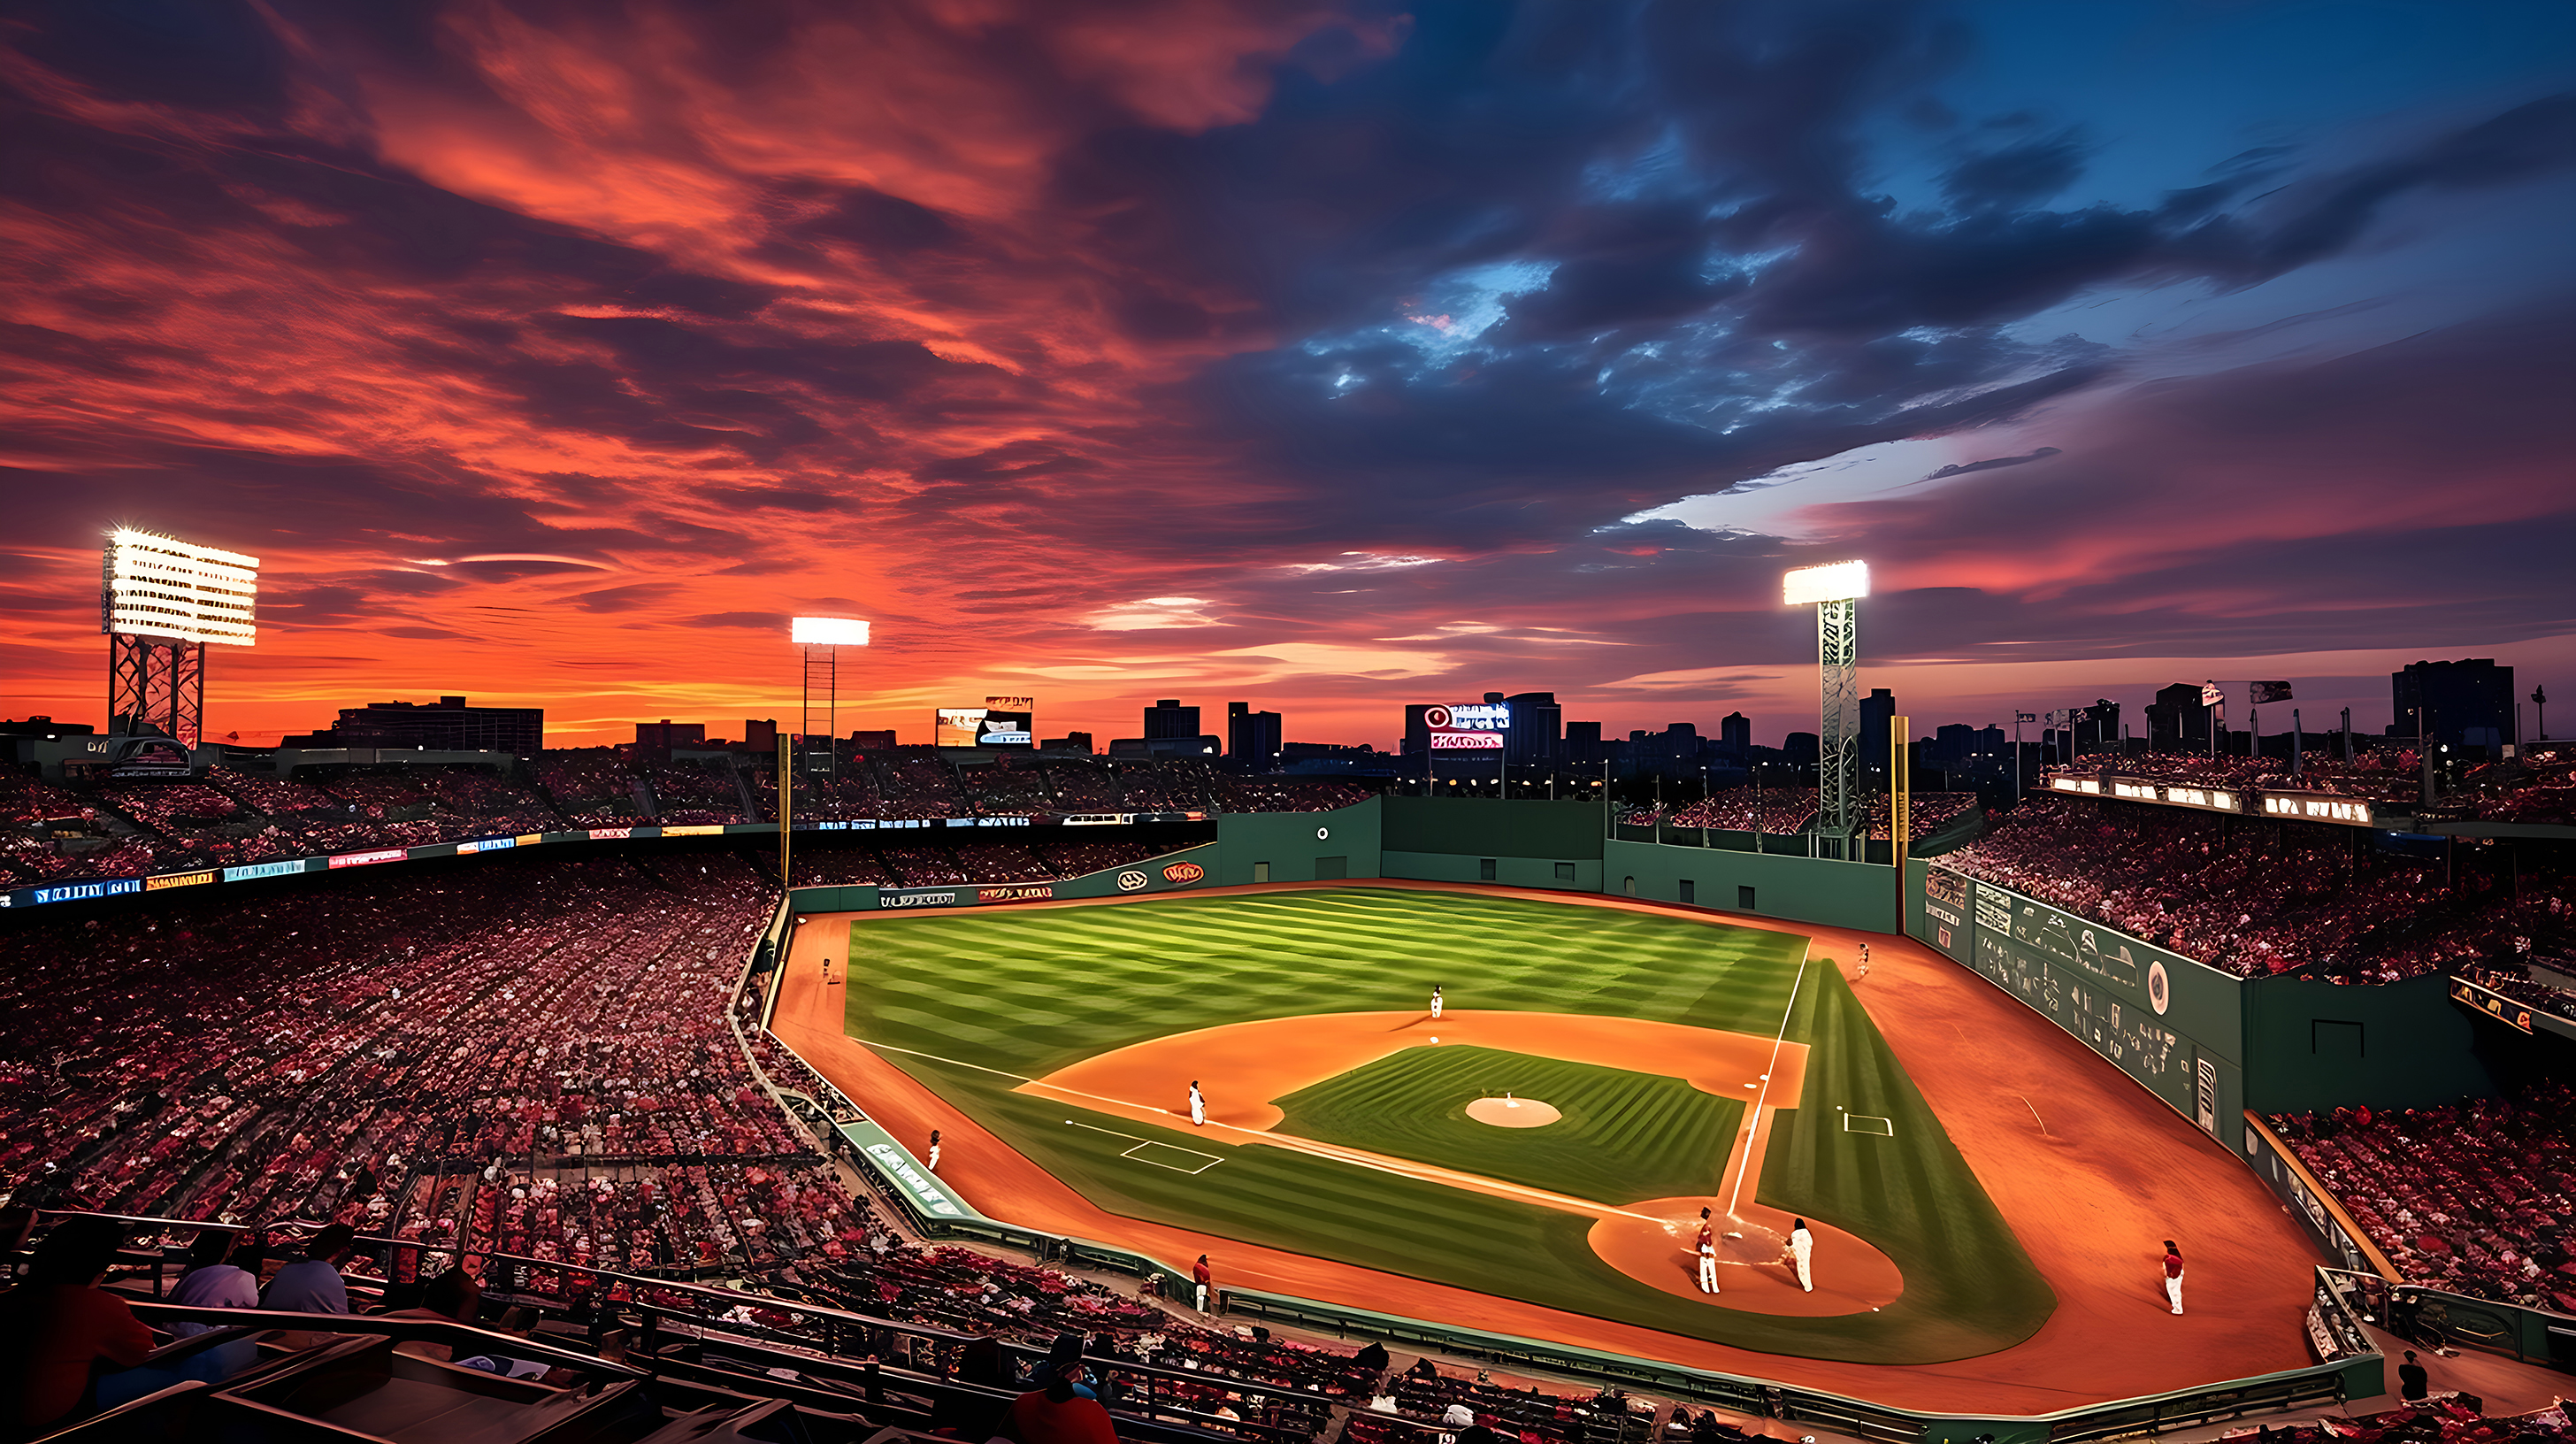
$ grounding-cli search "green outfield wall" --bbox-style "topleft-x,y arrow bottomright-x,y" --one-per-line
1905,857 -> 2497,1150
2242,973 -> 2496,1114
1603,837 -> 1894,930
1212,798 -> 1383,884
1377,795 -> 1606,891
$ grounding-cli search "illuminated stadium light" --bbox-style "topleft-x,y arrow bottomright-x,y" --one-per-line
103,529 -> 260,644
1781,559 -> 1870,607
790,616 -> 873,794
100,528 -> 260,749
791,616 -> 870,646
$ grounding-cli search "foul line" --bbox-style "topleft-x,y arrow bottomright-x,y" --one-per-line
862,1039 -> 1037,1083
1726,938 -> 1812,1217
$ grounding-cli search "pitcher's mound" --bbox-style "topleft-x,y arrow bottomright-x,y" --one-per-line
1466,1096 -> 1560,1127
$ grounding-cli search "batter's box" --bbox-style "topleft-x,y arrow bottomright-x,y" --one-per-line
1843,1114 -> 1894,1136
1122,1141 -> 1223,1174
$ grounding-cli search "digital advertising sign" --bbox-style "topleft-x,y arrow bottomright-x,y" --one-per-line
1425,701 -> 1509,750
934,698 -> 1036,748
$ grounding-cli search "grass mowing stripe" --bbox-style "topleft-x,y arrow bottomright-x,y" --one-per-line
1275,1046 -> 1742,1204
845,888 -> 2048,1363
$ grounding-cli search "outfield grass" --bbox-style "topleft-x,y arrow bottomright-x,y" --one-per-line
845,887 -> 2051,1363
1274,1045 -> 1744,1205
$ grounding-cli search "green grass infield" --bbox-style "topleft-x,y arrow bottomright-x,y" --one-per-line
843,887 -> 2052,1363
1274,1045 -> 1743,1205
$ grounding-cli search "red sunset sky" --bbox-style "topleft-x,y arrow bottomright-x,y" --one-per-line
4,2 -> 2571,749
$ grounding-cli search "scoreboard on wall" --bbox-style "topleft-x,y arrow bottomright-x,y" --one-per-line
1929,866 -> 2245,1148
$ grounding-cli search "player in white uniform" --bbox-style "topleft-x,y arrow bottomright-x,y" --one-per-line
1188,1081 -> 1206,1126
1695,1208 -> 1719,1294
1788,1218 -> 1813,1292
1430,985 -> 1443,1020
926,1130 -> 941,1171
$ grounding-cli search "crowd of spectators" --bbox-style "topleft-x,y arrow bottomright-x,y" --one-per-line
530,749 -> 640,826
1645,789 -> 1975,840
642,759 -> 752,826
1,750 -> 1385,888
2068,749 -> 2425,803
784,841 -> 1172,889
1938,794 -> 2575,982
0,854 -> 872,1283
2266,1084 -> 2576,1312
2054,743 -> 2576,826
0,843 -> 1758,1444
2454,962 -> 2576,1024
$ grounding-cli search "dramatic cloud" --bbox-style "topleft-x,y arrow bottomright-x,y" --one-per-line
1,0 -> 2570,746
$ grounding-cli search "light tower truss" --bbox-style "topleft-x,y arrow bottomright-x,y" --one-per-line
1816,596 -> 1860,857
102,530 -> 258,749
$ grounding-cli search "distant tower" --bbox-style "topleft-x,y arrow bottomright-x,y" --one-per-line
102,530 -> 259,749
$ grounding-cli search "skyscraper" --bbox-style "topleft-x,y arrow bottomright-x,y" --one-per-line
1227,702 -> 1283,764
1144,699 -> 1200,740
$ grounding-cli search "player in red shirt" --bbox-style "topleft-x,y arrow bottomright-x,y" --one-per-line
1192,1255 -> 1214,1314
2161,1240 -> 2185,1314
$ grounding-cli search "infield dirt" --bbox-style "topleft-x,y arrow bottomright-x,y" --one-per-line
770,879 -> 2319,1413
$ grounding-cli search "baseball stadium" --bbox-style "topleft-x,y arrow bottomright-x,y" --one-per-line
10,754 -> 2569,1441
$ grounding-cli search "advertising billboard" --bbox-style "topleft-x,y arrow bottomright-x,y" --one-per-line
1425,701 -> 1508,751
934,700 -> 1036,748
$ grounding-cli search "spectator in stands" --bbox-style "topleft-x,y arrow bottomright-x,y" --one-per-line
387,1268 -> 483,1362
265,1223 -> 356,1315
167,1229 -> 259,1335
1005,1350 -> 1120,1444
0,1216 -> 155,1433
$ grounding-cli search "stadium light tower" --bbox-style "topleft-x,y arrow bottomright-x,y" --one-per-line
102,529 -> 259,749
1783,560 -> 1869,861
790,617 -> 870,782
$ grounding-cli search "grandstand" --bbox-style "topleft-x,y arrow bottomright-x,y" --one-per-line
5,749 -> 2575,1436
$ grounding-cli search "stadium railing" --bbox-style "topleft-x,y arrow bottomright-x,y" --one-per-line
1223,1285 -> 2373,1444
19,1210 -> 1382,1444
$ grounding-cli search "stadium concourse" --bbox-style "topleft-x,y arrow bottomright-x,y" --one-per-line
769,879 -> 2321,1417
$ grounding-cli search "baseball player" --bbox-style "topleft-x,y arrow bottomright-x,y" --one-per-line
926,1129 -> 941,1172
1192,1255 -> 1214,1314
1188,1081 -> 1206,1127
1788,1218 -> 1813,1292
2162,1240 -> 2185,1314
1694,1208 -> 1719,1294
1430,985 -> 1443,1020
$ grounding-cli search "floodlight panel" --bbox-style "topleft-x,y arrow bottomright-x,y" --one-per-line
1782,559 -> 1870,606
102,530 -> 259,644
792,616 -> 870,646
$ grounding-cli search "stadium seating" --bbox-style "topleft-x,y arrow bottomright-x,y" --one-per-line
1938,793 -> 2576,982
2266,1084 -> 2576,1312
1,749 -> 1379,889
0,855 -> 863,1274
0,836 -> 1688,1440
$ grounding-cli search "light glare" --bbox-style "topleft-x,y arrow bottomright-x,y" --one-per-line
791,616 -> 870,646
1782,560 -> 1870,605
103,529 -> 260,645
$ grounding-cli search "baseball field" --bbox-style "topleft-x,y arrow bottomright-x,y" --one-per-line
840,887 -> 2055,1364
